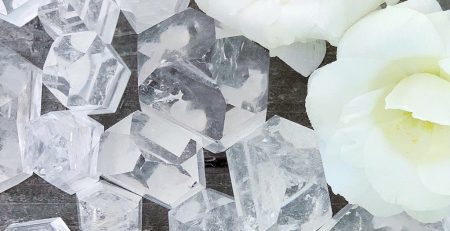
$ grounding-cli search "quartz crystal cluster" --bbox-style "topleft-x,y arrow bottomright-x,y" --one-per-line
320,205 -> 450,231
0,0 -> 43,26
98,110 -> 206,208
5,217 -> 70,231
43,31 -> 131,114
24,111 -> 103,194
115,0 -> 189,34
0,44 -> 41,193
227,116 -> 332,230
138,9 -> 270,153
38,0 -> 120,43
169,189 -> 241,230
77,181 -> 142,230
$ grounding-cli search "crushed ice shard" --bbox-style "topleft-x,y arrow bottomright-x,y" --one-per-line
227,116 -> 332,230
43,31 -> 131,115
0,44 -> 41,193
24,111 -> 103,194
77,180 -> 142,230
115,0 -> 189,34
320,205 -> 450,231
138,9 -> 269,153
169,189 -> 241,231
5,217 -> 70,231
0,0 -> 42,27
98,110 -> 206,208
38,0 -> 120,43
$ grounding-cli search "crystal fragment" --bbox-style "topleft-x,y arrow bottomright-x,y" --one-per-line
98,110 -> 206,208
320,204 -> 450,231
169,189 -> 241,231
0,0 -> 42,27
38,0 -> 120,43
77,180 -> 142,231
227,116 -> 332,231
43,31 -> 131,115
138,9 -> 269,153
5,217 -> 70,231
24,111 -> 103,194
115,0 -> 189,34
0,44 -> 41,193
38,0 -> 88,40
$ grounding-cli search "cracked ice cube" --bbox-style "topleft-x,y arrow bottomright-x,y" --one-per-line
43,31 -> 131,115
98,110 -> 206,208
0,0 -> 42,27
38,0 -> 120,43
227,116 -> 332,231
115,0 -> 189,34
169,189 -> 241,231
0,44 -> 41,193
77,180 -> 142,231
5,217 -> 70,231
24,111 -> 103,194
138,9 -> 269,153
320,205 -> 450,231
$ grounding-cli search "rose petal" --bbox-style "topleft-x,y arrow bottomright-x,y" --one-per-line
323,134 -> 403,216
397,0 -> 442,14
306,59 -> 390,140
338,7 -> 445,61
385,73 -> 450,126
270,40 -> 326,77
364,124 -> 450,211
428,11 -> 450,55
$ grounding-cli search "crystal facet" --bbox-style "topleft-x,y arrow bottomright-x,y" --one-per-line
138,9 -> 269,153
98,110 -> 206,208
0,0 -> 42,27
227,116 -> 332,230
0,44 -> 41,193
24,111 -> 103,194
115,0 -> 189,34
320,205 -> 450,231
5,217 -> 70,231
77,180 -> 142,231
38,0 -> 120,44
169,189 -> 241,231
43,31 -> 131,115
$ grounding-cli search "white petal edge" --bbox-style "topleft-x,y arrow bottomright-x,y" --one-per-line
397,0 -> 442,14
270,40 -> 326,77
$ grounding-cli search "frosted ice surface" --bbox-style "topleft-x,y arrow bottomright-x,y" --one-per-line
0,0 -> 43,27
5,217 -> 70,231
24,111 -> 103,194
0,44 -> 41,193
98,110 -> 206,208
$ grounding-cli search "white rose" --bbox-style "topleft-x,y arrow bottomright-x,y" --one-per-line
306,0 -> 450,223
195,0 -> 398,76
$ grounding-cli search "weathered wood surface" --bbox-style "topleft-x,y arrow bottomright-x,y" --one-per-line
0,1 -> 347,230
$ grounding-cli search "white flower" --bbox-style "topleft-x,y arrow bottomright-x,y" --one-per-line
306,0 -> 450,223
195,0 -> 397,76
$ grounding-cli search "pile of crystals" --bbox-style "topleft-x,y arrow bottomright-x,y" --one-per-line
2,0 -> 449,230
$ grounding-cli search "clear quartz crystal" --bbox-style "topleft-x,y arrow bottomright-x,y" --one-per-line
77,180 -> 142,231
24,111 -> 103,194
320,205 -> 450,231
168,189 -> 241,231
227,116 -> 332,231
138,9 -> 269,153
43,31 -> 131,115
38,0 -> 120,44
5,217 -> 70,231
98,110 -> 206,208
0,44 -> 41,193
0,0 -> 43,27
115,0 -> 189,34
